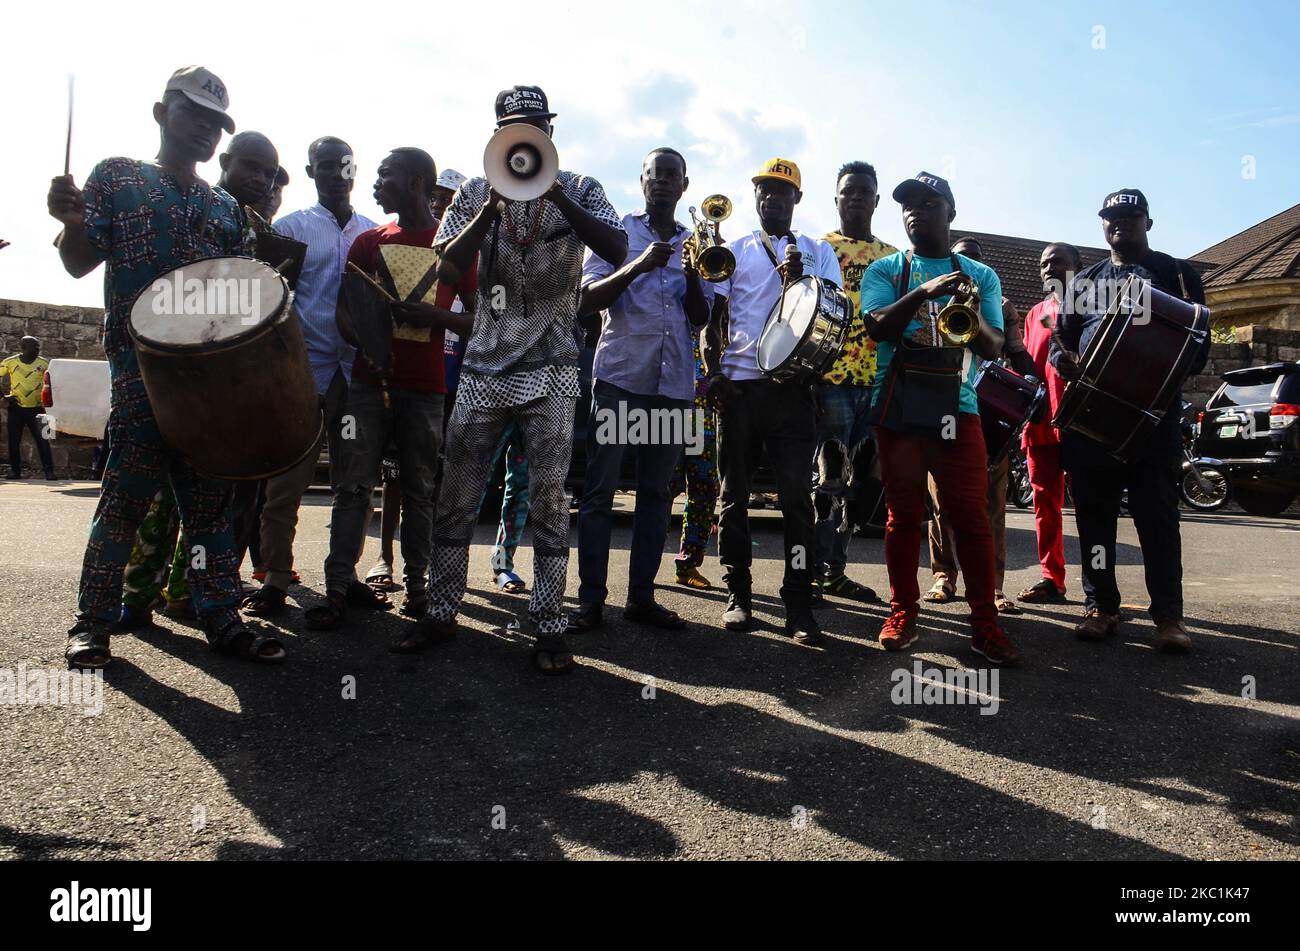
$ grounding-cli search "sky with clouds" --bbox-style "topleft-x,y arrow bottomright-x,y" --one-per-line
4,0 -> 1298,309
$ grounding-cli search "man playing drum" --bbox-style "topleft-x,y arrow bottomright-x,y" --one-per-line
1017,242 -> 1081,605
1050,189 -> 1207,652
704,158 -> 841,645
861,172 -> 1019,665
812,161 -> 895,605
47,66 -> 285,668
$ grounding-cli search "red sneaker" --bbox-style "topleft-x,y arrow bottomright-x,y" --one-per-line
878,608 -> 919,651
971,623 -> 1021,667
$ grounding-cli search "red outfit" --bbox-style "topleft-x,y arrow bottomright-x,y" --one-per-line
1021,296 -> 1067,589
877,414 -> 997,629
346,222 -> 476,394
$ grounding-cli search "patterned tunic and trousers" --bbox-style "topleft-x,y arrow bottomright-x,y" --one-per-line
426,172 -> 623,636
77,158 -> 246,633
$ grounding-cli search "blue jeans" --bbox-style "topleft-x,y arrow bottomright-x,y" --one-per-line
577,379 -> 690,607
812,382 -> 875,579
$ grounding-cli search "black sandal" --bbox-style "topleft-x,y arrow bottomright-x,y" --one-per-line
532,636 -> 575,676
390,618 -> 457,654
565,604 -> 604,635
346,579 -> 392,610
304,592 -> 348,631
208,621 -> 286,665
399,592 -> 428,619
624,601 -> 687,630
65,624 -> 111,670
240,584 -> 287,617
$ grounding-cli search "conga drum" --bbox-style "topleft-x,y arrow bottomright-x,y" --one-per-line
1053,275 -> 1209,459
128,256 -> 322,480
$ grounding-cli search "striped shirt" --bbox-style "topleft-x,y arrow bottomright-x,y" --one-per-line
275,203 -> 378,394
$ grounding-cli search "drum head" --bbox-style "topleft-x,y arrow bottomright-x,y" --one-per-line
129,256 -> 287,349
757,277 -> 818,372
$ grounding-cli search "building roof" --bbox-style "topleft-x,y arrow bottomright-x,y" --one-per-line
949,230 -> 1109,313
1194,203 -> 1300,266
1202,221 -> 1300,289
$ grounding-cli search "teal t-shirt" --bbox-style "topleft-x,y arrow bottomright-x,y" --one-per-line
859,251 -> 1005,415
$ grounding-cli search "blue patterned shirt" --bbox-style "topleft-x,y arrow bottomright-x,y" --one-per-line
82,158 -> 247,370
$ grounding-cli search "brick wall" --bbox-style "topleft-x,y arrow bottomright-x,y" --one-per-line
1,298 -> 105,477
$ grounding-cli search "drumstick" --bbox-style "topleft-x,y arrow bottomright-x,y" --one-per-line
64,74 -> 74,177
346,261 -> 398,304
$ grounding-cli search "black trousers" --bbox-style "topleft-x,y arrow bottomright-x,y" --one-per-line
7,402 -> 53,475
1068,452 -> 1184,621
717,378 -> 816,608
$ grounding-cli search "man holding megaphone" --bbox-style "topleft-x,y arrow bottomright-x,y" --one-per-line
393,85 -> 626,676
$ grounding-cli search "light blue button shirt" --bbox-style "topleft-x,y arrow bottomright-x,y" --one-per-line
582,212 -> 714,402
275,203 -> 378,394
716,231 -> 842,382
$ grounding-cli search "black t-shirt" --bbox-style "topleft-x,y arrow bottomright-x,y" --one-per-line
1055,249 -> 1208,468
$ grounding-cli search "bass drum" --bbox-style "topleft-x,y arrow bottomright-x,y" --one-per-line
756,276 -> 851,383
128,255 -> 322,480
1054,274 -> 1209,459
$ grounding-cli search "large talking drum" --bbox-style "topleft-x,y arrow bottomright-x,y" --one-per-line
975,361 -> 1045,464
756,276 -> 852,383
128,256 -> 322,480
1053,274 -> 1209,459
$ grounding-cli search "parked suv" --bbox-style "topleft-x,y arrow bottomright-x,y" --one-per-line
1196,361 -> 1300,516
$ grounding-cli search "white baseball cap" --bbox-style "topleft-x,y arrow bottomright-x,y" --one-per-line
164,66 -> 235,133
435,168 -> 467,192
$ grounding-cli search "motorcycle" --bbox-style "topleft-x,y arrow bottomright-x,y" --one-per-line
1179,405 -> 1230,511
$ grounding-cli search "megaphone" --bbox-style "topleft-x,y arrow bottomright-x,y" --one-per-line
483,122 -> 559,201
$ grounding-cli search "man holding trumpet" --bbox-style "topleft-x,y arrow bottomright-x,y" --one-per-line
861,172 -> 1019,665
394,85 -> 625,676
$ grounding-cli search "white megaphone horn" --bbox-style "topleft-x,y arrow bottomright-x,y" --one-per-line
483,122 -> 559,201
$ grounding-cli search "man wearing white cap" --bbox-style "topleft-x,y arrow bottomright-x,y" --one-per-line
46,66 -> 286,670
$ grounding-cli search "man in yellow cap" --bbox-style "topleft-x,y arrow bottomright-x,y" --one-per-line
703,157 -> 841,644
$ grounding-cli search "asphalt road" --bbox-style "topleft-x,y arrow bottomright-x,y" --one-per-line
2,481 -> 1298,860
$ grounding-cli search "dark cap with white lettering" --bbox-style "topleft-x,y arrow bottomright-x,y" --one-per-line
494,85 -> 557,126
1099,188 -> 1149,219
893,171 -> 956,212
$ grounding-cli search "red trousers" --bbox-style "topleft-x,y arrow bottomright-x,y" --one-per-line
1026,443 -> 1067,590
877,414 -> 997,628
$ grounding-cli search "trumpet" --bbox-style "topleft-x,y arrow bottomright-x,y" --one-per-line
684,194 -> 735,283
936,277 -> 983,347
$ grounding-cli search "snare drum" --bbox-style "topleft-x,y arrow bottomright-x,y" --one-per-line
975,361 -> 1045,464
756,276 -> 852,383
1053,275 -> 1209,459
128,256 -> 322,480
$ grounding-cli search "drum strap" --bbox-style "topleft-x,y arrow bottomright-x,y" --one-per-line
758,230 -> 794,271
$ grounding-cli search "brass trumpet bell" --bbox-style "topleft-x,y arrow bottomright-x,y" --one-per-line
936,279 -> 982,347
685,193 -> 735,282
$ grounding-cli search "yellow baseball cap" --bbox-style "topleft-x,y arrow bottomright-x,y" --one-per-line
752,157 -> 801,190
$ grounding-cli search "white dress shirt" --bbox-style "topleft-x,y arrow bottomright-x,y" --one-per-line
716,230 -> 842,381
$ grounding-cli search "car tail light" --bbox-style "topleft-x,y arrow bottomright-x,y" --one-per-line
41,370 -> 53,408
1270,402 -> 1300,429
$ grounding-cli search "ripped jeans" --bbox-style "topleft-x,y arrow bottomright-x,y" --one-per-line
812,382 -> 875,580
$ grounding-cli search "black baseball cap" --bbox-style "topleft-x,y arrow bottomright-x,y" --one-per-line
494,85 -> 557,125
1099,188 -> 1149,218
893,171 -> 956,211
